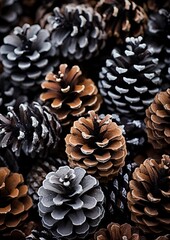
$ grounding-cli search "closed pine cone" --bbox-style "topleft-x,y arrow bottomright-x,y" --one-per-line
0,167 -> 32,231
40,64 -> 102,126
145,88 -> 170,154
94,222 -> 145,240
127,155 -> 170,234
65,111 -> 127,183
96,0 -> 148,44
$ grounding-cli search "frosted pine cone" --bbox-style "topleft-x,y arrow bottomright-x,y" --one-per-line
65,111 -> 127,183
38,166 -> 105,239
48,4 -> 106,61
98,36 -> 162,116
40,64 -> 102,126
0,0 -> 22,40
0,24 -> 59,90
127,155 -> 170,234
94,222 -> 145,240
96,0 -> 148,44
145,89 -> 170,154
0,167 -> 32,231
0,102 -> 61,158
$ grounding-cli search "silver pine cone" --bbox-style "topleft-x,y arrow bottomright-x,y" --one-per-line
48,4 -> 107,61
0,101 -> 61,158
38,166 -> 105,239
98,36 -> 162,117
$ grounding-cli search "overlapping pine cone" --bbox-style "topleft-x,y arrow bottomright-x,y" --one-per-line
95,0 -> 148,44
127,155 -> 170,234
94,222 -> 145,240
145,89 -> 170,154
0,167 -> 32,231
40,64 -> 102,126
65,111 -> 127,183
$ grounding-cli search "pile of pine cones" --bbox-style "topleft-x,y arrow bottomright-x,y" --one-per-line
0,0 -> 170,239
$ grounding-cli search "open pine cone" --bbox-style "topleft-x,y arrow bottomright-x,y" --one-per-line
96,0 -> 148,44
0,101 -> 61,158
40,64 -> 102,126
98,36 -> 162,117
38,166 -> 105,239
94,222 -> 145,240
0,23 -> 59,90
0,167 -> 32,231
145,88 -> 170,154
47,4 -> 106,61
127,155 -> 170,234
65,111 -> 127,183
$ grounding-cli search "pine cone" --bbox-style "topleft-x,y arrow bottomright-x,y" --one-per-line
65,111 -> 127,183
0,101 -> 61,158
48,4 -> 106,61
27,157 -> 67,208
38,166 -> 105,239
96,0 -> 148,44
94,222 -> 145,240
145,89 -> 170,155
155,235 -> 170,240
0,0 -> 22,40
0,167 -> 32,231
40,64 -> 102,126
0,148 -> 19,172
146,8 -> 170,89
127,155 -> 170,234
98,36 -> 162,117
0,24 -> 59,90
26,229 -> 54,240
133,0 -> 170,12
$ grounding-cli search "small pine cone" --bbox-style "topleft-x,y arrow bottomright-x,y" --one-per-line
98,36 -> 162,117
145,89 -> 170,155
0,167 -> 32,231
0,24 -> 59,90
108,162 -> 137,221
48,4 -> 107,61
94,222 -> 145,240
0,0 -> 22,40
0,101 -> 61,158
0,148 -> 19,172
38,166 -> 105,239
40,64 -> 102,126
127,155 -> 170,234
27,157 -> 67,208
65,111 -> 127,183
96,0 -> 148,44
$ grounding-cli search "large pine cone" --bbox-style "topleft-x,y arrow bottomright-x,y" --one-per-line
127,155 -> 170,234
94,222 -> 145,240
40,64 -> 102,126
0,24 -> 59,90
96,0 -> 148,44
0,101 -> 61,158
38,166 -> 105,239
65,111 -> 127,183
47,4 -> 106,61
0,0 -> 22,40
0,167 -> 32,231
98,36 -> 162,117
145,89 -> 170,155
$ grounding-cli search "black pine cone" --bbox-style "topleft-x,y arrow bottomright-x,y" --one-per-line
48,4 -> 107,61
0,24 -> 59,90
0,101 -> 61,158
98,36 -> 162,117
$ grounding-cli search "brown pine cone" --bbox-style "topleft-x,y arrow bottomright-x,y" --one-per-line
127,155 -> 170,234
40,64 -> 102,126
0,167 -> 32,231
65,111 -> 127,183
94,222 -> 145,240
145,89 -> 170,155
96,0 -> 148,44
